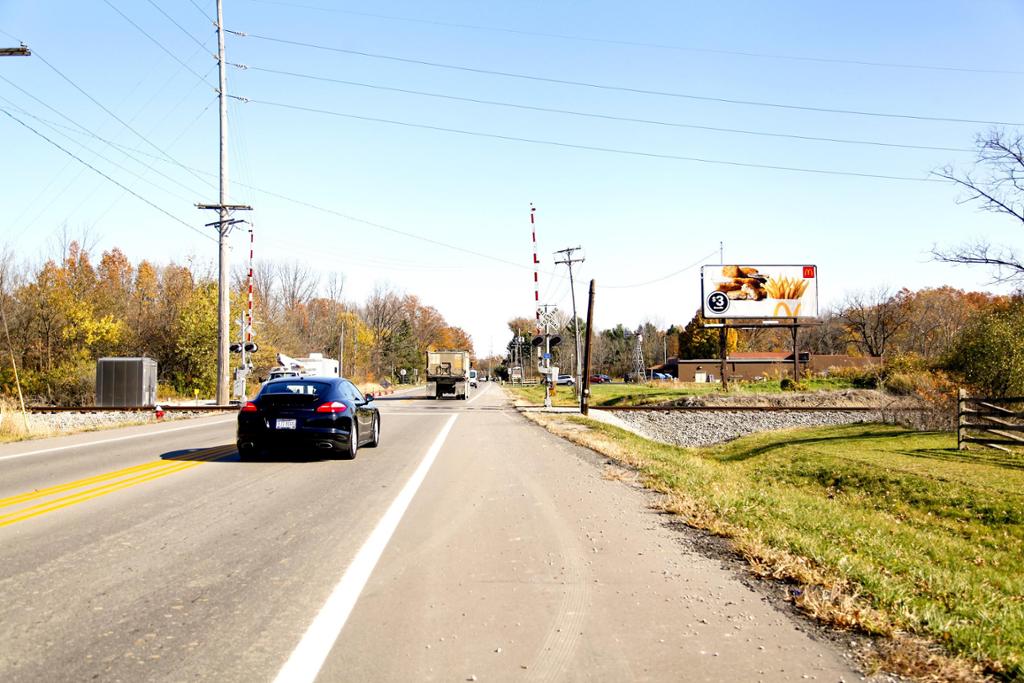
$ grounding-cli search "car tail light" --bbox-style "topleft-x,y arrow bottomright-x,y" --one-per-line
316,401 -> 347,413
241,401 -> 258,412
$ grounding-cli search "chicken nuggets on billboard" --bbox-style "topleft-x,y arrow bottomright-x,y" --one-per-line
701,265 -> 818,318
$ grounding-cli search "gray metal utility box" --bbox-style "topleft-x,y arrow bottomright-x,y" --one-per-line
96,357 -> 158,407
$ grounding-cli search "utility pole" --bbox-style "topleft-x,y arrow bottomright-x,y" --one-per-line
198,0 -> 250,404
339,318 -> 345,378
581,279 -> 595,415
2,43 -> 31,427
554,246 -> 585,394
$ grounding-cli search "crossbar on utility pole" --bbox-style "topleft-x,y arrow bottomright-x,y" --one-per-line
0,45 -> 30,57
195,0 -> 256,405
554,246 -> 585,396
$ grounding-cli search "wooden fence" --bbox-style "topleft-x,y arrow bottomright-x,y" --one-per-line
957,390 -> 1024,451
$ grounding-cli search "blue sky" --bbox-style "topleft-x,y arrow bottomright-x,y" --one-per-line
2,0 -> 1023,355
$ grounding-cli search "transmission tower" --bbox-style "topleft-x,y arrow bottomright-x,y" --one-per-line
631,329 -> 647,382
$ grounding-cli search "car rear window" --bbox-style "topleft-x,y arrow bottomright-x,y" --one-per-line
262,381 -> 332,396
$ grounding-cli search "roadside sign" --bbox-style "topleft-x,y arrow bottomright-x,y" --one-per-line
543,353 -> 552,359
701,264 -> 818,318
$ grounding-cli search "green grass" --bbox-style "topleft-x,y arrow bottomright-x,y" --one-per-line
560,420 -> 1023,678
510,377 -> 856,407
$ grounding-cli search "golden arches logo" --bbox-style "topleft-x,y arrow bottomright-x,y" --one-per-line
773,301 -> 802,317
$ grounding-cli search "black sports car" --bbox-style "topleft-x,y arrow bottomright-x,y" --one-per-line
236,377 -> 380,459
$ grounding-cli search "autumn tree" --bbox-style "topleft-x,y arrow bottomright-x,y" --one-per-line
839,288 -> 912,358
946,298 -> 1024,397
678,310 -> 736,359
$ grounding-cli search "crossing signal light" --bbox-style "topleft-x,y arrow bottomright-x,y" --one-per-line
531,335 -> 544,347
229,343 -> 242,353
244,342 -> 258,352
549,335 -> 562,347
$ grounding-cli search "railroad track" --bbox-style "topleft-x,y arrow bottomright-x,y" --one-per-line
26,405 -> 238,413
590,404 -> 929,412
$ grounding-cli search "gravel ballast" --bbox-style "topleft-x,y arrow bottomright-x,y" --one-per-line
5,410 -> 221,435
607,409 -> 888,448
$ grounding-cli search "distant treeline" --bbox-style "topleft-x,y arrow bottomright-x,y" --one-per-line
0,242 -> 472,404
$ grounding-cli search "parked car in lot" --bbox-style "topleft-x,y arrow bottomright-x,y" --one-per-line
555,374 -> 575,386
237,377 -> 380,460
589,374 -> 611,384
652,372 -> 672,380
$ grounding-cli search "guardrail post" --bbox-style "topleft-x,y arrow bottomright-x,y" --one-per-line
957,388 -> 967,451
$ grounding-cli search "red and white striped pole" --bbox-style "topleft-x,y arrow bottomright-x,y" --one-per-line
531,203 -> 540,334
246,226 -> 254,342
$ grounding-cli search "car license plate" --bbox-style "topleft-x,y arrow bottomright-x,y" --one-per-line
275,419 -> 297,430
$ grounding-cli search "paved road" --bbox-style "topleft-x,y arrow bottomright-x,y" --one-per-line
0,383 -> 861,681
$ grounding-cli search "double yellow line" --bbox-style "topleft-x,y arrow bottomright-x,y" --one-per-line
0,445 -> 236,528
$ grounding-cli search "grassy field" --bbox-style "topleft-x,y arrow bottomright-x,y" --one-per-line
533,416 -> 1023,679
511,377 -> 856,407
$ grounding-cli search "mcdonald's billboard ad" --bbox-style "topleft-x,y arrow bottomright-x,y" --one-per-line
701,265 -> 819,319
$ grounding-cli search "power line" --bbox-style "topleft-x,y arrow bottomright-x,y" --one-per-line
0,79 -> 558,275
239,0 -> 1024,77
0,96 -> 195,204
144,0 -> 211,51
101,0 -> 215,88
244,64 -> 973,154
239,33 -> 1023,126
241,97 -> 942,182
184,0 -> 215,23
1,107 -> 214,242
603,250 -> 719,289
229,178 -> 534,270
31,48 -> 215,188
0,74 -> 213,197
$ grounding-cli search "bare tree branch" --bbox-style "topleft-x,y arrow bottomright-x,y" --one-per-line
933,129 -> 1024,283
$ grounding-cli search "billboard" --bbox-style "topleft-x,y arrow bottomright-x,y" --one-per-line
701,265 -> 818,319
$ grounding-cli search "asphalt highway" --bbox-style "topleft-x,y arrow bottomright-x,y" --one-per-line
0,383 -> 862,681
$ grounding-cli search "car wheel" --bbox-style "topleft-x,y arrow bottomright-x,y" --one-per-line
367,415 -> 380,448
237,442 -> 256,461
341,424 -> 358,460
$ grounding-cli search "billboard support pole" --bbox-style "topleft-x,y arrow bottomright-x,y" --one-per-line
791,318 -> 799,381
719,323 -> 729,391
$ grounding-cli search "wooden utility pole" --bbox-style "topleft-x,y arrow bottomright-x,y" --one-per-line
2,42 -> 31,429
0,297 -> 29,432
719,324 -> 729,391
581,279 -> 596,415
554,246 -> 585,395
791,318 -> 800,381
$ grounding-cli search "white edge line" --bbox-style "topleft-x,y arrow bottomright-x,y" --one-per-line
465,381 -> 489,404
273,413 -> 459,683
0,416 -> 236,462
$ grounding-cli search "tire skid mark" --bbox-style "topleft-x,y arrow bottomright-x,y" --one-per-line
518,472 -> 591,682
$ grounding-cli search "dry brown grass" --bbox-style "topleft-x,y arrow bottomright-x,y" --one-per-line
520,409 -> 998,683
0,396 -> 37,442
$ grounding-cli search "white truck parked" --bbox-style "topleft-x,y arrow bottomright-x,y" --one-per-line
268,352 -> 340,380
426,350 -> 471,399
